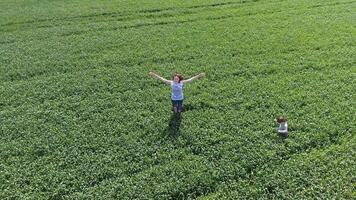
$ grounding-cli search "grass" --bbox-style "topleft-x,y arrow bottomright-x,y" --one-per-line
0,0 -> 355,199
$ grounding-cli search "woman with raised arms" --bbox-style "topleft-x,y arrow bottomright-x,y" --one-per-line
149,71 -> 205,113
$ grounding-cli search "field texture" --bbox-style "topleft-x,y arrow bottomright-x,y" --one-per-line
1,0 -> 355,199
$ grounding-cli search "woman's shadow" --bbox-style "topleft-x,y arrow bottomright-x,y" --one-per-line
164,103 -> 207,137
165,113 -> 182,136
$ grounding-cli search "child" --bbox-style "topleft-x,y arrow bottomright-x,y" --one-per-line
275,116 -> 288,136
149,71 -> 205,113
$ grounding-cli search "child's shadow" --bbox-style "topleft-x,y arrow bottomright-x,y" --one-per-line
165,113 -> 182,136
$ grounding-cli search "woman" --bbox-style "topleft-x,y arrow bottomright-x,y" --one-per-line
149,71 -> 205,113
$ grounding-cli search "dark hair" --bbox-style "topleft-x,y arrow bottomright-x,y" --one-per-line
172,73 -> 183,83
276,116 -> 286,123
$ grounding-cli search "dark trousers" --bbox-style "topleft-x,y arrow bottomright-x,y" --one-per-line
171,100 -> 183,111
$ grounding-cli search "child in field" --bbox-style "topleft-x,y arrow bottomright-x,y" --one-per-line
149,71 -> 205,113
275,116 -> 288,136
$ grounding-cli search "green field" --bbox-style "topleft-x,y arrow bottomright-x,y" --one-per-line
1,0 -> 355,199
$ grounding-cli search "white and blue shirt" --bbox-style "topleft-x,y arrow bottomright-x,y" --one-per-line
278,122 -> 288,133
171,82 -> 183,100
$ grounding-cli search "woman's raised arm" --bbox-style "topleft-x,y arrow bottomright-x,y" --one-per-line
149,71 -> 172,85
182,72 -> 205,84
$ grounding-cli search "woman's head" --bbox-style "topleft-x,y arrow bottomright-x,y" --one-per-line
172,73 -> 183,83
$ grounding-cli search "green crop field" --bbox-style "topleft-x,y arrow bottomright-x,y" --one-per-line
1,0 -> 355,199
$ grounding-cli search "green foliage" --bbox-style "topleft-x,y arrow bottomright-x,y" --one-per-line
0,0 -> 355,199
